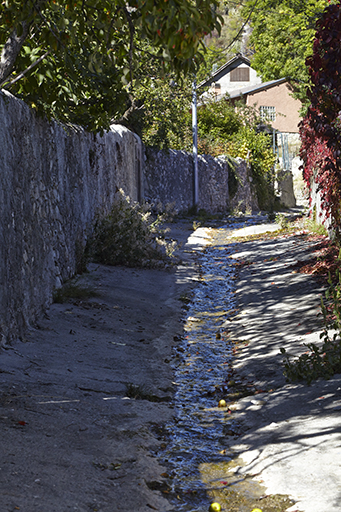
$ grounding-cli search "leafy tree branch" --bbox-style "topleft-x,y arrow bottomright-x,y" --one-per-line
0,22 -> 30,83
0,0 -> 223,132
242,0 -> 330,106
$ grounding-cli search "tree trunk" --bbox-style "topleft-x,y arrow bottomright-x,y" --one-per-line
0,23 -> 30,85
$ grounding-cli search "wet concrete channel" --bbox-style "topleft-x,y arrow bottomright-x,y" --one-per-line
165,218 -> 279,512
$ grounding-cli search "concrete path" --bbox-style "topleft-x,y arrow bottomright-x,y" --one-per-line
0,218 -> 340,512
225,224 -> 341,512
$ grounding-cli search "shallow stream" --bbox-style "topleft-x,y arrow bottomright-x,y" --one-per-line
165,218 -> 262,512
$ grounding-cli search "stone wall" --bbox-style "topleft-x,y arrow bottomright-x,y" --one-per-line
310,176 -> 332,233
0,91 -> 259,344
228,156 -> 259,213
0,90 -> 142,344
143,149 -> 258,214
277,169 -> 296,208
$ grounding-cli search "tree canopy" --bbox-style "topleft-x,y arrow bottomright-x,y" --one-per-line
0,0 -> 222,132
242,0 -> 330,106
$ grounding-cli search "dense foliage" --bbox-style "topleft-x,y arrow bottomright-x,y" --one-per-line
87,189 -> 177,267
299,2 -> 341,235
0,0 -> 222,132
243,0 -> 330,106
195,99 -> 276,209
197,98 -> 242,140
123,55 -> 193,149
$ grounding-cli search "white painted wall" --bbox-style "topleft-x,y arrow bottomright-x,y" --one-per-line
213,64 -> 262,98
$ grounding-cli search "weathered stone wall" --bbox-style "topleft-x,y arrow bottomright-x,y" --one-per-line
228,157 -> 259,213
144,148 -> 194,211
144,149 -> 258,213
0,91 -> 259,344
310,175 -> 333,233
0,90 -> 142,343
277,169 -> 296,208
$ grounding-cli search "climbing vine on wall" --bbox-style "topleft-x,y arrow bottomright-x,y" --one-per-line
300,2 -> 341,235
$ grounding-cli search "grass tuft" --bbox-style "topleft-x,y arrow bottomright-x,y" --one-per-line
53,282 -> 98,304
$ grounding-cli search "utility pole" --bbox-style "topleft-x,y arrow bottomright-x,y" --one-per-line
192,77 -> 199,209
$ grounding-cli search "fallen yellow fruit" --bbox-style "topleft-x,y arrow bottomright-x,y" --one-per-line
218,399 -> 227,408
209,503 -> 221,512
251,509 -> 263,512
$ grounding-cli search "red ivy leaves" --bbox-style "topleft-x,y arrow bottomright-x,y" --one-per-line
289,237 -> 340,283
300,2 -> 341,233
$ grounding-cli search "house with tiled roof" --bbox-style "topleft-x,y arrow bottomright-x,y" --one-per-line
199,54 -> 301,134
199,54 -> 303,206
198,54 -> 262,98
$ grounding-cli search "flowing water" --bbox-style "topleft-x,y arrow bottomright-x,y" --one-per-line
165,218 -> 263,512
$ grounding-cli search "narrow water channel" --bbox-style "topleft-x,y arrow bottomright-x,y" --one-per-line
165,219 -> 259,511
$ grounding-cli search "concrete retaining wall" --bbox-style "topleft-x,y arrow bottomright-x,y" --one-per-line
0,90 -> 142,343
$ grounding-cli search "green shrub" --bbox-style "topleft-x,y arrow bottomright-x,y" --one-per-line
197,99 -> 242,139
225,127 -> 276,210
275,213 -> 290,230
87,189 -> 177,268
195,101 -> 276,210
53,281 -> 98,303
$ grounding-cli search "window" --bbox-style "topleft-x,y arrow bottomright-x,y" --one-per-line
260,105 -> 276,121
230,67 -> 250,82
214,82 -> 221,89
